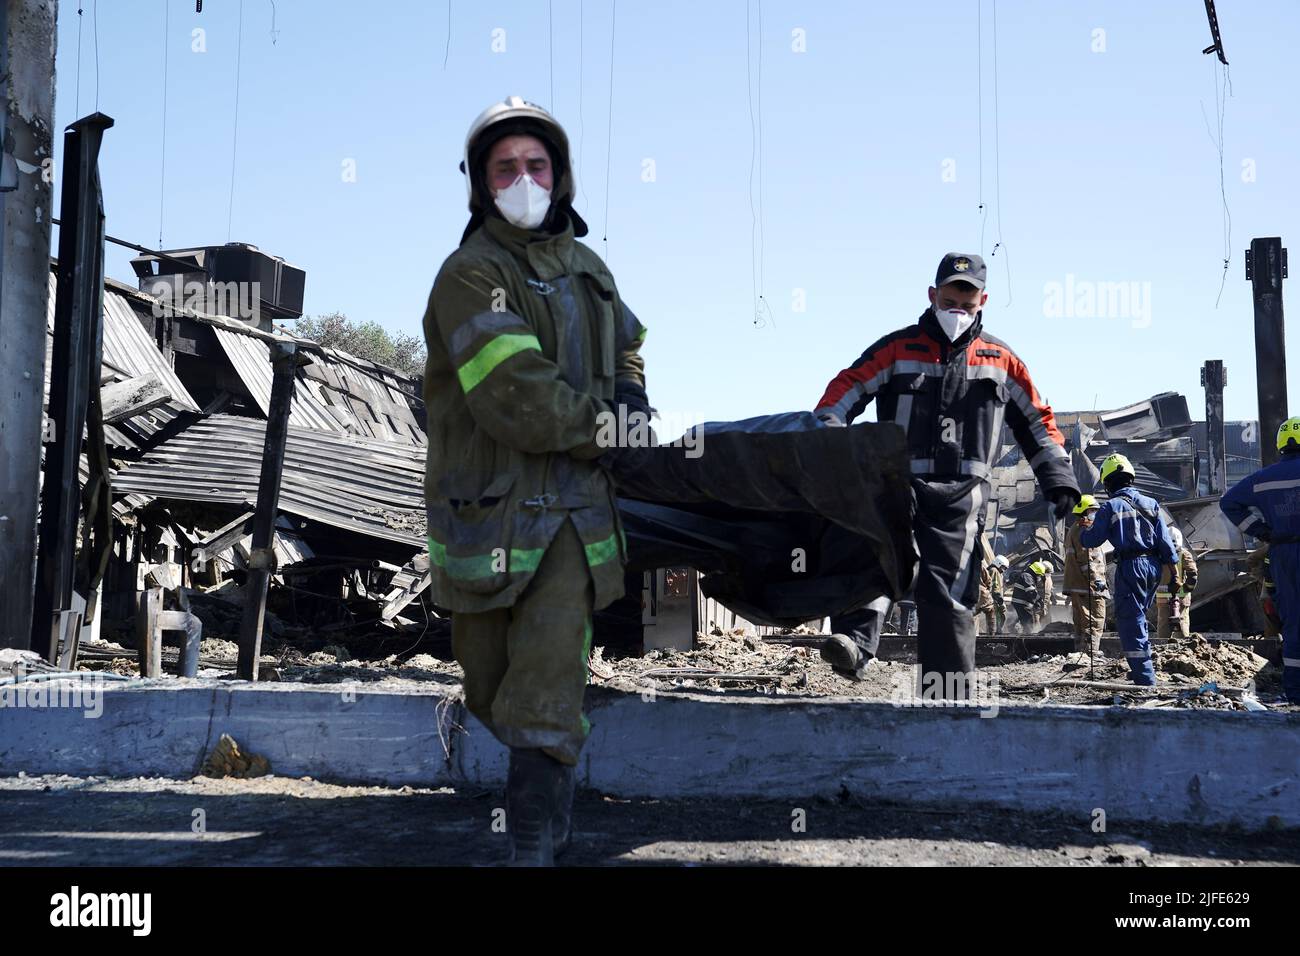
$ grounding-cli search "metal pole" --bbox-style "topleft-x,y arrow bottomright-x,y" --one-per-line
0,0 -> 58,650
32,112 -> 115,661
1201,360 -> 1228,494
1246,237 -> 1288,468
237,341 -> 297,680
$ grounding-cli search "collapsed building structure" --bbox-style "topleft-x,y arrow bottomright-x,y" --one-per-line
990,390 -> 1269,635
40,248 -> 436,667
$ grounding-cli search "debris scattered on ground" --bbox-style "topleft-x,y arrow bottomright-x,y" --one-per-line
201,733 -> 271,779
1157,634 -> 1270,687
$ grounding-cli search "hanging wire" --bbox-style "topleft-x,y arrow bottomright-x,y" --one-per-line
990,0 -> 1012,305
602,0 -> 617,261
549,0 -> 555,111
757,0 -> 771,328
268,0 -> 279,43
746,1 -> 772,329
159,0 -> 171,247
1201,59 -> 1233,308
578,0 -> 589,212
977,0 -> 983,221
93,0 -> 101,110
443,0 -> 451,70
76,6 -> 83,116
227,0 -> 246,242
746,1 -> 758,326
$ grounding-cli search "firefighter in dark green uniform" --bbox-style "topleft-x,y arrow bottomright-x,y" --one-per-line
422,97 -> 650,866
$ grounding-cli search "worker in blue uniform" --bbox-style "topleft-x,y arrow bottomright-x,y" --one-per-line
1221,417 -> 1300,703
1080,454 -> 1178,685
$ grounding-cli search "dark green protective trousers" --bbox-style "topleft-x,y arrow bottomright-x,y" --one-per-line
451,517 -> 595,767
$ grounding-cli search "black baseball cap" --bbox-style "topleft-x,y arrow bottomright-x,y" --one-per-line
935,252 -> 987,290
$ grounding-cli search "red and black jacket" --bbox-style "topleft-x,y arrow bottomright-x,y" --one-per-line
814,310 -> 1075,494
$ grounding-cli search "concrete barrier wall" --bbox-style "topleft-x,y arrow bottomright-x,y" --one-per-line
3,678 -> 1299,828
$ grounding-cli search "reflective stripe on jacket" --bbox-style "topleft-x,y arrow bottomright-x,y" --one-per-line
813,311 -> 1074,494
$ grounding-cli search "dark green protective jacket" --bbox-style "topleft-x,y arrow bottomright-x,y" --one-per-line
422,213 -> 647,613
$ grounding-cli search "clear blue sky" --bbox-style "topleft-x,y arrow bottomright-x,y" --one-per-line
51,0 -> 1299,427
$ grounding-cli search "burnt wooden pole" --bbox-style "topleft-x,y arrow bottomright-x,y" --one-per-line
1201,360 -> 1228,494
1246,238 -> 1287,467
237,341 -> 297,680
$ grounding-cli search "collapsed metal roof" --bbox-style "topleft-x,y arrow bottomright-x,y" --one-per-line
111,414 -> 425,548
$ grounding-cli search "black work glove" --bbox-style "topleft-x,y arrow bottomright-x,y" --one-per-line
596,385 -> 656,479
1049,488 -> 1081,522
1254,526 -> 1272,543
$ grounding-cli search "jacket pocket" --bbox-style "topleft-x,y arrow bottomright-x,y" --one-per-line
431,472 -> 519,595
580,272 -> 618,384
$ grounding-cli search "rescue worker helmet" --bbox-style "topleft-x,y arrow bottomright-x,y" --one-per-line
461,96 -> 573,207
1277,416 -> 1300,455
1029,561 -> 1049,576
1099,453 -> 1136,483
1073,493 -> 1100,515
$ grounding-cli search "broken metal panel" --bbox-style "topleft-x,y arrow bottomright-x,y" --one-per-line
211,325 -> 347,435
1097,392 -> 1192,440
111,414 -> 425,548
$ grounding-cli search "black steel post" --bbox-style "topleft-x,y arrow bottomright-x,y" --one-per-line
31,113 -> 115,661
1201,360 -> 1228,494
1246,238 -> 1288,467
237,341 -> 297,680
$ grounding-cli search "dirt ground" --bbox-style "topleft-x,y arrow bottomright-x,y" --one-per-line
0,773 -> 1295,867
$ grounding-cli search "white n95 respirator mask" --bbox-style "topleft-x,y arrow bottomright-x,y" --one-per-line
934,307 -> 976,342
494,173 -> 552,229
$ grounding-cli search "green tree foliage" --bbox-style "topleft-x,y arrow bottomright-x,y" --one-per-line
293,312 -> 426,378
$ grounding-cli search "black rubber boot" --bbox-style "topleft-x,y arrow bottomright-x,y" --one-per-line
506,748 -> 568,867
819,634 -> 874,680
553,763 -> 576,858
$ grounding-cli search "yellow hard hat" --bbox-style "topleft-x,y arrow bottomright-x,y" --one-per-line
1029,560 -> 1049,575
1277,416 -> 1300,454
1099,453 -> 1136,482
1073,493 -> 1100,515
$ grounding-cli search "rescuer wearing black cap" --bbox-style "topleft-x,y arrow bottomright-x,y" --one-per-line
812,253 -> 1079,695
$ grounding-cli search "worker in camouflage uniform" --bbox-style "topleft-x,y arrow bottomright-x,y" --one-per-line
990,554 -> 1008,632
1063,494 -> 1108,657
1154,526 -> 1198,641
975,563 -> 996,635
422,96 -> 650,866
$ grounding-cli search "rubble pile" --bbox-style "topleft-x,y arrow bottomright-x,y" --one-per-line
1157,634 -> 1271,686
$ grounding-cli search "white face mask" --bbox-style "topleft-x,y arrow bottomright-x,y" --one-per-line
933,306 -> 976,342
494,173 -> 552,229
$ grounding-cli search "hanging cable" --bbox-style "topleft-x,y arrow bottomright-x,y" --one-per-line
977,0 -> 983,223
76,6 -> 83,116
268,0 -> 279,43
602,0 -> 616,262
227,0 -> 246,243
578,0 -> 589,212
93,0 -> 101,110
443,1 -> 452,70
746,1 -> 771,329
757,0 -> 770,328
989,0 -> 1011,305
159,2 -> 171,247
1202,59 -> 1233,307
